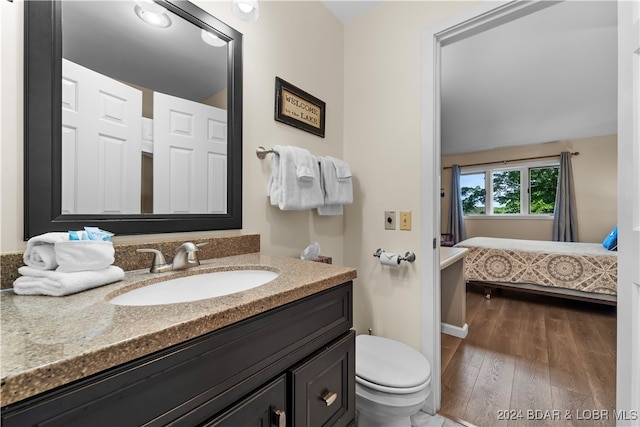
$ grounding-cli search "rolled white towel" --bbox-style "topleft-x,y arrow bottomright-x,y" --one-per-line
13,265 -> 125,297
23,232 -> 69,270
55,241 -> 115,272
29,245 -> 58,270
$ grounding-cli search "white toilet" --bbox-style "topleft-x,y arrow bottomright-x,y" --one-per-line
355,334 -> 432,427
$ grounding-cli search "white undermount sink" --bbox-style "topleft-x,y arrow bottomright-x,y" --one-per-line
109,269 -> 279,306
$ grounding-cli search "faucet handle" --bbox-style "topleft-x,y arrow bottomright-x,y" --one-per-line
175,242 -> 198,254
137,248 -> 169,273
190,243 -> 209,263
173,242 -> 205,270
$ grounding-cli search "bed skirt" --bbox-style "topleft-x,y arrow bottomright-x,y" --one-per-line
455,237 -> 617,298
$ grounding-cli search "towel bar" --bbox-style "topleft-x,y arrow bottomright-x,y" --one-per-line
256,146 -> 274,159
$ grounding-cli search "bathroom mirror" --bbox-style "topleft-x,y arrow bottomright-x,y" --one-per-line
24,0 -> 243,238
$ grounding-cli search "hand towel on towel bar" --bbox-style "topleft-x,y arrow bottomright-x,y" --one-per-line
23,232 -> 69,270
317,156 -> 353,216
13,265 -> 125,296
268,145 -> 324,210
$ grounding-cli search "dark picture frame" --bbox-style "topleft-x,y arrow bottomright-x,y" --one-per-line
274,77 -> 325,138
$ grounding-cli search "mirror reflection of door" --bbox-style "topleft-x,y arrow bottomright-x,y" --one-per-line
153,92 -> 227,214
61,0 -> 229,215
61,59 -> 142,214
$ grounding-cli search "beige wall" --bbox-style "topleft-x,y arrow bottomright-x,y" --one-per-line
1,1 -> 345,266
441,135 -> 618,243
343,1 -> 479,350
6,0 -> 612,355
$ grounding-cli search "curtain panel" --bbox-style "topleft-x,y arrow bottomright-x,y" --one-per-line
552,151 -> 579,242
447,164 -> 467,244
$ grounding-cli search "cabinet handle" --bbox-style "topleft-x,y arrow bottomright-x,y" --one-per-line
321,391 -> 338,406
272,408 -> 286,427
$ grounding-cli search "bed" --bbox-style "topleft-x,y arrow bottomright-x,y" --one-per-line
454,237 -> 617,305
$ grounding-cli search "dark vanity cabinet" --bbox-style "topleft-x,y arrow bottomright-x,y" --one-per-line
1,282 -> 355,426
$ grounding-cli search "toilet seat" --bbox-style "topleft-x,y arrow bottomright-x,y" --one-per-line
356,374 -> 429,394
355,335 -> 431,394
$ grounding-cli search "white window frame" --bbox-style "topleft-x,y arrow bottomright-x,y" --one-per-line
461,159 -> 559,219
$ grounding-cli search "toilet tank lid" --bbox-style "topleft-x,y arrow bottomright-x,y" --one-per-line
356,335 -> 431,389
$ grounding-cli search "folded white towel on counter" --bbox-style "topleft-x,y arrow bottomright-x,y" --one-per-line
55,240 -> 115,272
268,145 -> 324,210
23,232 -> 69,270
13,266 -> 125,297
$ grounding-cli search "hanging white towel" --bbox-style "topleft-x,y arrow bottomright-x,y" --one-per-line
13,265 -> 125,297
317,156 -> 353,215
267,146 -> 282,206
55,241 -> 115,273
319,156 -> 353,205
268,145 -> 324,210
23,232 -> 69,270
317,204 -> 344,216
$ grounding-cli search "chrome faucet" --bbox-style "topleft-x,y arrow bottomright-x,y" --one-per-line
137,242 -> 208,273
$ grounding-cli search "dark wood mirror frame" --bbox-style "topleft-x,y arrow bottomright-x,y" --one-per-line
23,0 -> 243,239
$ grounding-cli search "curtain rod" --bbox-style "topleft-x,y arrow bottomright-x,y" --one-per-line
442,151 -> 579,170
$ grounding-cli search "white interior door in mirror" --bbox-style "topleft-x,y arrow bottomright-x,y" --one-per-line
61,59 -> 142,214
153,92 -> 227,214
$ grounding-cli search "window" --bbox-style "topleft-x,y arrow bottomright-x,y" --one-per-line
460,161 -> 559,217
529,166 -> 559,214
492,170 -> 520,214
460,173 -> 485,214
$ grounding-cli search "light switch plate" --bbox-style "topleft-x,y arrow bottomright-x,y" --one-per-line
384,211 -> 396,230
400,211 -> 412,231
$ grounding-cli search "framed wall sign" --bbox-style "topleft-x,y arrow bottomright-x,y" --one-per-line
274,77 -> 325,138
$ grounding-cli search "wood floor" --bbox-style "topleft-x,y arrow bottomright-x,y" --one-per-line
439,285 -> 617,427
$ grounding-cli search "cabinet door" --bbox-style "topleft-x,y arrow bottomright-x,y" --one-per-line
290,331 -> 355,427
204,375 -> 287,427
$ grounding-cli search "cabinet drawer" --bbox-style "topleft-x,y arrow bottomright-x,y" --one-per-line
204,374 -> 287,427
290,331 -> 355,427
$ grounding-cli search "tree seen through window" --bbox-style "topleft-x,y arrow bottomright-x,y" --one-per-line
459,164 -> 559,216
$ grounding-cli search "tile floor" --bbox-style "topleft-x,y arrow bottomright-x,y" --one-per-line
354,410 -> 465,426
411,410 -> 465,427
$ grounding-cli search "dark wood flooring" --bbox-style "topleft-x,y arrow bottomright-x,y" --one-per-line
439,285 -> 617,427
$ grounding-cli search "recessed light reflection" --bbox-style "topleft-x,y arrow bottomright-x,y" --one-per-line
134,2 -> 172,28
201,29 -> 227,47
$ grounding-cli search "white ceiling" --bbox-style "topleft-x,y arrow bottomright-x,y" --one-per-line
320,1 -> 382,24
440,1 -> 618,156
62,1 -> 228,102
65,1 -> 617,157
322,1 -> 618,157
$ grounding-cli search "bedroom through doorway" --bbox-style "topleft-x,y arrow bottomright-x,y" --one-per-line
436,1 -> 619,423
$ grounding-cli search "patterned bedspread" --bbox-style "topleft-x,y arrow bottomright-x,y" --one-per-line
455,237 -> 617,296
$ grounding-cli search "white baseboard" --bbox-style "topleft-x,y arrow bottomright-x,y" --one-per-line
441,322 -> 468,339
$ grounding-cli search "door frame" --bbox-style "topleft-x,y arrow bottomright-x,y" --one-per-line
419,0 -> 620,412
616,0 -> 640,420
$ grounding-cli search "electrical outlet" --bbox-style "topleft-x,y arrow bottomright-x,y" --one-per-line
384,211 -> 396,230
400,211 -> 412,231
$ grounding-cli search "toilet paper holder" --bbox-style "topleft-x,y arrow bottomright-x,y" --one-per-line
373,248 -> 416,263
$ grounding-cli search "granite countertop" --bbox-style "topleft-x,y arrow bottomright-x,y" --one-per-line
0,253 -> 357,407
